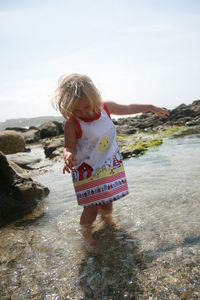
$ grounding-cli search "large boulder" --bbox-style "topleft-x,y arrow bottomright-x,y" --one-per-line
39,121 -> 59,138
0,130 -> 25,154
39,121 -> 64,139
0,151 -> 49,227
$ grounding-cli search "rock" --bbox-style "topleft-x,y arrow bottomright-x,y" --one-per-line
116,125 -> 138,136
173,117 -> 193,125
54,121 -> 64,135
0,130 -> 25,154
172,127 -> 200,138
87,273 -> 102,290
22,129 -> 41,143
48,147 -> 64,160
8,160 -> 30,179
192,99 -> 200,105
0,151 -> 49,227
6,152 -> 42,169
191,100 -> 200,116
186,117 -> 200,126
39,121 -> 59,138
169,107 -> 195,120
5,127 -> 28,133
39,121 -> 64,139
119,137 -> 163,158
43,137 -> 64,158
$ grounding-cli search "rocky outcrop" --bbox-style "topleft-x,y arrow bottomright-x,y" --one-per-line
0,151 -> 49,227
113,100 -> 200,134
3,101 -> 200,144
40,100 -> 200,160
164,102 -> 200,126
1,100 -> 200,160
0,130 -> 25,154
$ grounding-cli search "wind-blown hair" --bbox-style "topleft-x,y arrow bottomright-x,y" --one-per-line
52,73 -> 102,119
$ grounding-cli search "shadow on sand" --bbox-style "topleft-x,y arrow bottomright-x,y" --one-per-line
77,224 -> 146,299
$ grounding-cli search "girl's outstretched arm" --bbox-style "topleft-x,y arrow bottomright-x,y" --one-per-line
105,101 -> 170,118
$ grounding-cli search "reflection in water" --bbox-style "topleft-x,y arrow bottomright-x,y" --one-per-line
0,135 -> 200,299
78,225 -> 145,299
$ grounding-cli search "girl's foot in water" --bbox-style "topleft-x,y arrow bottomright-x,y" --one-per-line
101,214 -> 117,228
80,225 -> 97,251
98,203 -> 117,228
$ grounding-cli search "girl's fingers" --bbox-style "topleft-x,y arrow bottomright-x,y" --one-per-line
63,159 -> 75,174
63,165 -> 70,174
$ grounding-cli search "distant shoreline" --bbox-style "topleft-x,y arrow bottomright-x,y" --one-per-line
0,115 -> 64,131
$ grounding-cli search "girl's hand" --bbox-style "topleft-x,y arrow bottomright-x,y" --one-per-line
151,105 -> 170,119
63,153 -> 77,174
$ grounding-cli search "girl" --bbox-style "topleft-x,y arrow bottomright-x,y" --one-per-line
52,73 -> 169,246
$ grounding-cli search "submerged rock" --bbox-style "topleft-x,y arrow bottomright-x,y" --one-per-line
0,151 -> 49,227
118,136 -> 163,158
6,152 -> 42,169
172,126 -> 200,138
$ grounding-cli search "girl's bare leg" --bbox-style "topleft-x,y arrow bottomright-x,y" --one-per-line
80,206 -> 98,244
98,202 -> 117,227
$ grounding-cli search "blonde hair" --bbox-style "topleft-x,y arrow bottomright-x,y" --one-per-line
52,73 -> 102,118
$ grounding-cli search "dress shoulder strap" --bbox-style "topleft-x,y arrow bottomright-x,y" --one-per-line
73,119 -> 82,139
102,102 -> 111,119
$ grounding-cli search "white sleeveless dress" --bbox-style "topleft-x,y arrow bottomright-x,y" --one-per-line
72,104 -> 129,206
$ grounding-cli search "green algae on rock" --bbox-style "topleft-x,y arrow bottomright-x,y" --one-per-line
160,125 -> 200,138
117,136 -> 163,159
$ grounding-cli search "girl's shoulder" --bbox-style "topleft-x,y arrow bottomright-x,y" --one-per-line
64,117 -> 82,139
64,117 -> 74,126
64,117 -> 78,133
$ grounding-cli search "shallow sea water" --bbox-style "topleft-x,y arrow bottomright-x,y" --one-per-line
0,135 -> 200,299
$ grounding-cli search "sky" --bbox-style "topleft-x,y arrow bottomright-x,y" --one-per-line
0,0 -> 200,122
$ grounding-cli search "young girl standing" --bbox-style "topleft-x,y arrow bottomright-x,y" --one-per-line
52,73 -> 169,246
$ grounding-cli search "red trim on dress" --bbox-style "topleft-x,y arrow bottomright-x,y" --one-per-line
102,102 -> 111,119
73,119 -> 82,139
